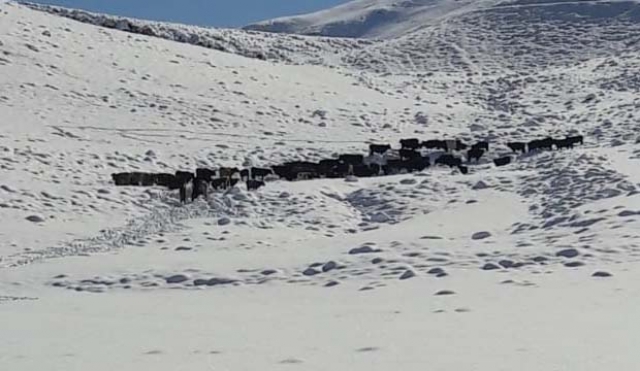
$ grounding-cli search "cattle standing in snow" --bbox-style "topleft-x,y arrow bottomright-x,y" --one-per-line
554,138 -> 575,150
406,156 -> 430,172
272,165 -> 293,181
179,179 -> 193,204
211,178 -> 239,190
507,142 -> 526,153
281,161 -> 319,181
400,138 -> 420,150
471,141 -> 489,152
422,139 -> 447,151
219,167 -> 240,180
175,171 -> 194,184
467,148 -> 485,162
196,168 -> 216,182
338,154 -> 364,165
528,137 -> 554,152
435,154 -> 463,168
383,159 -> 410,175
112,172 -> 132,186
566,135 -> 584,146
318,159 -> 341,178
155,173 -> 176,188
112,172 -> 159,186
251,167 -> 273,180
351,164 -> 376,177
140,173 -> 156,186
246,180 -> 265,191
399,149 -> 421,160
494,156 -> 512,167
369,144 -> 391,155
191,177 -> 210,201
449,140 -> 468,152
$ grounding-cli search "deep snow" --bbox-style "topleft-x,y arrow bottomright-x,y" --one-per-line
1,1 -> 640,370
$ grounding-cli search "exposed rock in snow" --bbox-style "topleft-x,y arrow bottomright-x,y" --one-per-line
471,231 -> 491,240
592,271 -> 613,278
556,248 -> 580,259
472,181 -> 489,190
434,290 -> 456,296
369,212 -> 392,223
303,267 -> 321,276
349,246 -> 381,255
399,269 -> 416,280
217,217 -> 231,226
25,215 -> 45,223
481,263 -> 500,271
322,261 -> 338,273
165,274 -> 189,284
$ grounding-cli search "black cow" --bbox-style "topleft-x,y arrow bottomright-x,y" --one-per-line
528,137 -> 554,152
383,159 -> 410,175
179,180 -> 193,204
435,154 -> 462,168
422,140 -> 447,151
112,173 -> 132,186
196,168 -> 216,181
566,135 -> 584,146
494,156 -> 512,167
406,156 -> 430,172
339,154 -> 364,165
352,164 -> 377,177
507,142 -> 526,153
219,167 -> 240,179
554,138 -> 574,150
211,178 -> 228,190
318,159 -> 341,178
155,173 -> 176,188
251,167 -> 273,180
369,163 -> 382,176
175,171 -> 194,184
240,169 -> 250,180
369,144 -> 391,155
472,141 -> 489,152
192,177 -> 209,201
272,165 -> 293,181
211,178 -> 240,190
140,173 -> 156,187
246,180 -> 265,191
400,138 -> 420,150
399,149 -> 421,160
454,140 -> 468,151
283,161 -> 319,181
125,172 -> 146,186
467,148 -> 485,162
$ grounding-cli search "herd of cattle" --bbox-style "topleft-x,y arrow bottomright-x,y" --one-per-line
111,134 -> 584,203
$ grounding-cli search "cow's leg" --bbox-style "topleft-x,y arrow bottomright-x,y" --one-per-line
179,185 -> 186,204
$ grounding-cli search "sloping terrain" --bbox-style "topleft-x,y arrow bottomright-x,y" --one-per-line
21,1 -> 369,66
246,0 -> 640,39
1,2 -> 640,371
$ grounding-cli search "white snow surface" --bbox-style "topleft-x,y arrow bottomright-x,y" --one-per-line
246,0 -> 640,39
1,1 -> 640,370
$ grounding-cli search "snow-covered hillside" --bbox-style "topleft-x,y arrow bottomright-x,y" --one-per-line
2,1 -> 640,370
246,0 -> 640,39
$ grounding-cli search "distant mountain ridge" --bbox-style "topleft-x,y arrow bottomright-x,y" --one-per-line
244,0 -> 640,39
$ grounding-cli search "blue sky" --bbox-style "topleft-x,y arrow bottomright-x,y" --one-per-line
30,0 -> 351,27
